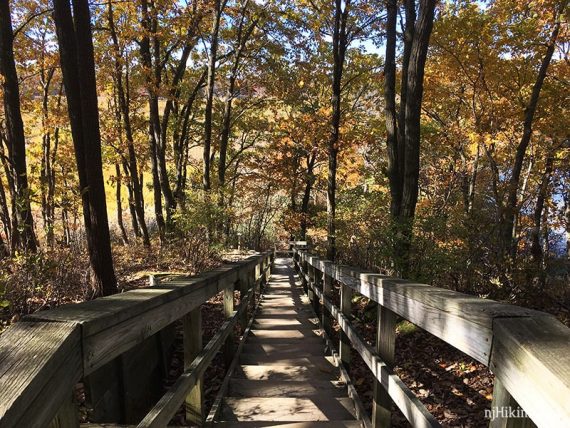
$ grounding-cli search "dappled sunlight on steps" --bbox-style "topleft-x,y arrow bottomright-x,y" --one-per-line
211,257 -> 364,427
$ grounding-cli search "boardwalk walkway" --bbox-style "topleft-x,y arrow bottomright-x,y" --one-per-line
212,257 -> 362,427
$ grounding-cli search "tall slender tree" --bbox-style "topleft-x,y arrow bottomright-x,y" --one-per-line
203,0 -> 228,191
108,0 -> 150,247
0,0 -> 38,253
501,16 -> 562,258
327,0 -> 350,261
53,0 -> 118,296
383,0 -> 436,275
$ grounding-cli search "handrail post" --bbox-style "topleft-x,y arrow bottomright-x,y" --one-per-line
301,254 -> 308,294
321,263 -> 333,339
183,306 -> 203,425
223,282 -> 235,368
489,378 -> 533,428
339,277 -> 352,369
238,269 -> 249,331
311,264 -> 321,316
264,254 -> 271,283
372,305 -> 397,428
255,261 -> 261,301
48,392 -> 79,428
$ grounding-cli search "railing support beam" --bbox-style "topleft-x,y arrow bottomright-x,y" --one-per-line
183,307 -> 203,425
339,282 -> 352,368
48,392 -> 79,428
321,266 -> 332,338
489,378 -> 535,428
223,283 -> 235,368
372,306 -> 397,428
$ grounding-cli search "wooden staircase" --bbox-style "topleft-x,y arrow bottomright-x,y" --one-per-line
209,257 -> 363,427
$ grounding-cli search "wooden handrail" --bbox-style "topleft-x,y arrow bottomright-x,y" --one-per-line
293,248 -> 570,428
137,285 -> 257,428
0,251 -> 274,428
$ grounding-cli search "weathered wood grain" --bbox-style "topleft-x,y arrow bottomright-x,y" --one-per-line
490,317 -> 570,427
299,251 -> 550,365
183,307 -> 203,425
0,321 -> 81,428
136,289 -> 253,428
311,285 -> 440,428
0,253 -> 270,428
372,306 -> 396,428
27,253 -> 270,373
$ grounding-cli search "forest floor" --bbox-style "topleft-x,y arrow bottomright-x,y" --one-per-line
1,243 -> 568,427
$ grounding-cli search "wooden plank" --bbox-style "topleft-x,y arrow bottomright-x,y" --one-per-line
489,378 -> 535,428
339,283 -> 352,368
227,379 -> 348,398
311,286 -> 440,428
183,307 -> 203,425
490,316 -> 570,427
224,283 -> 236,367
300,251 -> 550,365
0,321 -> 82,428
206,287 -> 260,423
28,254 -> 263,337
137,290 -> 252,428
221,397 -> 356,421
232,365 -> 338,382
32,255 -> 267,374
321,263 -> 333,338
49,392 -> 79,428
208,422 -> 361,428
372,306 -> 396,428
320,323 -> 371,428
239,270 -> 250,330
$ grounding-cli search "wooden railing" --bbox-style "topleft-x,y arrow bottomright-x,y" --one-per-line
293,248 -> 570,428
0,251 -> 274,428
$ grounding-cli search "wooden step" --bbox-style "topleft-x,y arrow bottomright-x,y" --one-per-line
239,355 -> 337,371
255,313 -> 319,321
251,325 -> 320,331
227,379 -> 347,398
220,397 -> 357,422
248,329 -> 322,340
242,343 -> 325,357
245,338 -> 324,348
253,317 -> 318,326
232,365 -> 340,381
211,422 -> 362,428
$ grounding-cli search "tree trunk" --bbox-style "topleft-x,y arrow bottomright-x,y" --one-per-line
0,169 -> 10,249
400,0 -> 436,220
384,0 -> 400,218
53,0 -> 118,296
501,19 -> 560,258
140,0 -> 166,241
0,0 -> 38,253
300,152 -> 316,240
123,161 -> 141,238
563,182 -> 570,260
394,0 -> 416,217
531,153 -> 554,264
327,0 -> 349,262
115,164 -> 129,245
384,0 -> 435,277
203,0 -> 225,191
40,65 -> 56,247
174,70 -> 206,203
108,1 -> 150,247
219,3 -> 255,197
